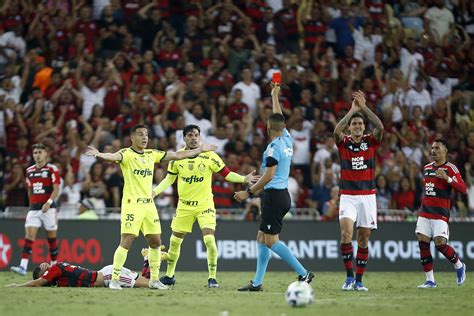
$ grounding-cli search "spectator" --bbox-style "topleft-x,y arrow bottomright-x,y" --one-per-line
424,0 -> 455,45
81,161 -> 109,214
289,112 -> 313,186
329,3 -> 364,57
375,174 -> 393,210
392,176 -> 416,211
311,169 -> 335,214
4,161 -> 28,207
404,76 -> 432,116
425,64 -> 460,104
351,21 -> 383,67
321,185 -> 340,221
77,198 -> 99,220
400,37 -> 424,86
231,67 -> 261,118
76,59 -> 122,121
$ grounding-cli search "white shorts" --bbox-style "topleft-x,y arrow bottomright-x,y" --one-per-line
25,209 -> 58,231
99,265 -> 139,288
339,194 -> 377,230
415,217 -> 449,240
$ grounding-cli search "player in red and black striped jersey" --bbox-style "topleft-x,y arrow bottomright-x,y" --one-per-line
334,91 -> 383,291
6,262 -> 151,288
416,139 -> 467,288
11,143 -> 61,277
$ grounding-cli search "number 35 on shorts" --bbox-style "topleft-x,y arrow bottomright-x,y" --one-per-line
126,214 -> 135,221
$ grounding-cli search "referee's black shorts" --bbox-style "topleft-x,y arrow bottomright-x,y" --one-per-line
259,188 -> 291,235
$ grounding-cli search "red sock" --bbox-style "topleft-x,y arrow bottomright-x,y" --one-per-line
419,241 -> 433,272
355,247 -> 369,282
47,238 -> 59,262
340,243 -> 354,277
21,239 -> 34,259
436,244 -> 459,264
142,259 -> 150,278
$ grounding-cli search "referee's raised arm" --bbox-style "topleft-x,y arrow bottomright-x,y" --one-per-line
270,82 -> 282,115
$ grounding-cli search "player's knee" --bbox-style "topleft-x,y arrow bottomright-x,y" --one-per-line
434,237 -> 447,247
25,234 -> 36,241
148,239 -> 161,248
340,231 -> 352,243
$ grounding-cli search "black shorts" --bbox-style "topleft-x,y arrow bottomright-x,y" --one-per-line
259,189 -> 291,235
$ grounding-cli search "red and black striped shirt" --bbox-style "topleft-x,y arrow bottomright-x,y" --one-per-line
41,262 -> 98,287
26,163 -> 60,210
420,162 -> 467,222
337,134 -> 380,195
304,20 -> 326,49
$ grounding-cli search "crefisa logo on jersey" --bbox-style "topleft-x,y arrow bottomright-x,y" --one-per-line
181,175 -> 204,184
0,234 -> 12,268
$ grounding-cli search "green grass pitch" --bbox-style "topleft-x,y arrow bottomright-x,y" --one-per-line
1,271 -> 473,316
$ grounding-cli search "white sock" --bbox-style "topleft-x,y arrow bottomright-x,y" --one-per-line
20,258 -> 28,270
454,258 -> 463,269
425,270 -> 435,282
50,260 -> 57,265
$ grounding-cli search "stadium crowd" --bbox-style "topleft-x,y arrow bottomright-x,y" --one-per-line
0,0 -> 473,219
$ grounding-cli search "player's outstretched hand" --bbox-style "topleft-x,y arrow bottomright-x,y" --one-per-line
245,170 -> 260,184
199,143 -> 218,152
85,146 -> 99,157
233,190 -> 249,202
5,283 -> 18,287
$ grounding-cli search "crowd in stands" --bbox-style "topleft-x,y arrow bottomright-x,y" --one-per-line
1,0 -> 473,220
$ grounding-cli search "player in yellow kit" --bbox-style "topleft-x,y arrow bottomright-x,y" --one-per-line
153,125 -> 259,288
85,124 -> 216,290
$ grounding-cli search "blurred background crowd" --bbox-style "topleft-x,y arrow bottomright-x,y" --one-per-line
0,0 -> 473,220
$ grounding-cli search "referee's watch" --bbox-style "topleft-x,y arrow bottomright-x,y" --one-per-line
246,188 -> 254,198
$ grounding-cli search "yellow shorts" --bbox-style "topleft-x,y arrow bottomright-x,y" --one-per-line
171,205 -> 216,234
121,205 -> 161,236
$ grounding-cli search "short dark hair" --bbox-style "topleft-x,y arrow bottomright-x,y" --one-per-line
32,143 -> 46,150
131,124 -> 148,134
349,112 -> 366,125
434,138 -> 449,151
183,125 -> 201,137
32,266 -> 42,280
268,113 -> 286,131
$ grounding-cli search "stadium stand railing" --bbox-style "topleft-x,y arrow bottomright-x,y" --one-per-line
2,207 -> 473,222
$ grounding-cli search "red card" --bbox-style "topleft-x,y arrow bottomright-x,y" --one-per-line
272,72 -> 281,84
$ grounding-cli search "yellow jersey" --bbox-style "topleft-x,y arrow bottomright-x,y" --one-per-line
118,148 -> 166,205
168,150 -> 225,208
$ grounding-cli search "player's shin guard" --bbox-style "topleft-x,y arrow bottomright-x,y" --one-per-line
166,235 -> 183,277
47,238 -> 59,264
436,244 -> 462,268
20,239 -> 34,270
203,235 -> 218,279
355,247 -> 369,283
253,243 -> 271,286
112,246 -> 128,281
148,247 -> 161,281
419,241 -> 434,272
340,243 -> 354,278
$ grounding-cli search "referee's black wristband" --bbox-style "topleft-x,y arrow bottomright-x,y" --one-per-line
246,188 -> 254,198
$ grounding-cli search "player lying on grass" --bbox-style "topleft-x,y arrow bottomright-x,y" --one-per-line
6,249 -> 169,288
6,262 -> 152,288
